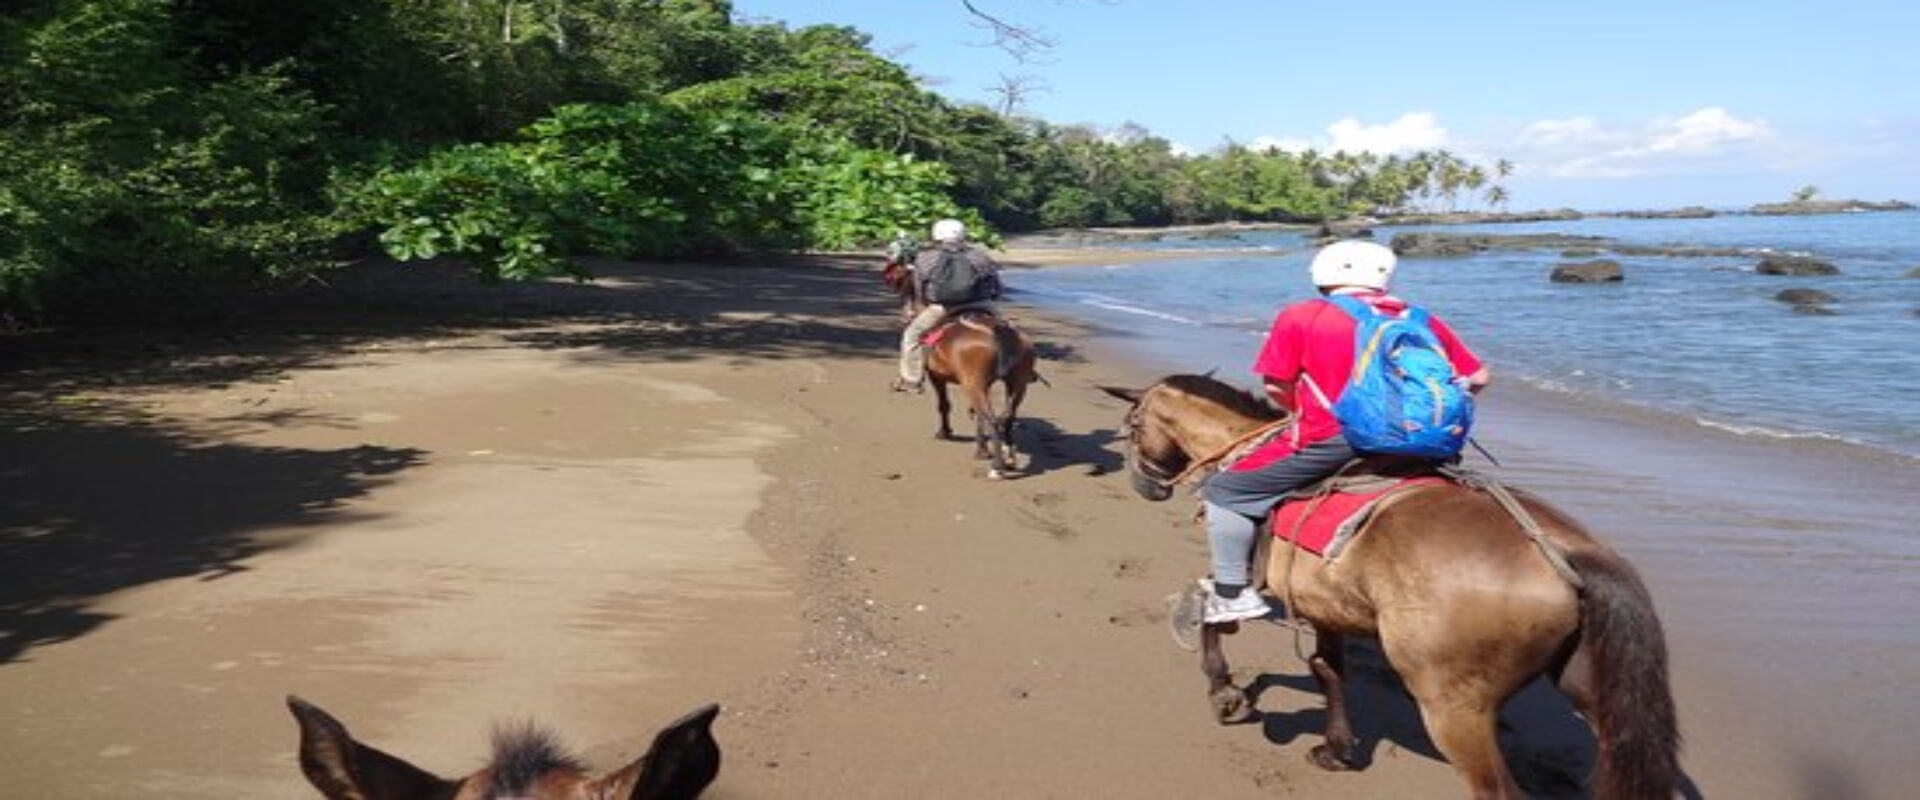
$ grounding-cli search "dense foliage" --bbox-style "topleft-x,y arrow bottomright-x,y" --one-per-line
1,0 -> 1506,321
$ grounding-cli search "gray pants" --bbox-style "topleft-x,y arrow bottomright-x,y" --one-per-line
1199,434 -> 1356,586
899,301 -> 997,383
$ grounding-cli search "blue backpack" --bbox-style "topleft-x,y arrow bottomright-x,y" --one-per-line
1308,296 -> 1474,459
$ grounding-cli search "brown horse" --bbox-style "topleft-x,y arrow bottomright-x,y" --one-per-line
1101,375 -> 1679,800
886,257 -> 1039,478
287,695 -> 721,800
924,311 -> 1039,479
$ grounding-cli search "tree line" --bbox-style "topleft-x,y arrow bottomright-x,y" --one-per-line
1,0 -> 1510,320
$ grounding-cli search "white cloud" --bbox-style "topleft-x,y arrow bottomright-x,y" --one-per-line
1324,112 -> 1451,154
1647,108 -> 1767,153
1508,107 -> 1779,179
1228,112 -> 1452,157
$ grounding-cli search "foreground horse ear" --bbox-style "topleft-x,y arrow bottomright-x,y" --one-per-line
595,703 -> 723,800
286,695 -> 455,800
1098,385 -> 1145,403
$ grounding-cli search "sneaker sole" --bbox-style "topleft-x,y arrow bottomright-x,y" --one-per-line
1167,585 -> 1206,651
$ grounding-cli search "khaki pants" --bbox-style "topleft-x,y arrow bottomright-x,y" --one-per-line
899,301 -> 998,383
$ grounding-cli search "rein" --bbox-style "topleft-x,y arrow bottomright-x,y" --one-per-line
1164,417 -> 1290,487
1441,465 -> 1585,590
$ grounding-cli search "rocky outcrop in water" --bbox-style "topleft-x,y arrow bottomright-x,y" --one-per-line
1389,232 -> 1610,257
1749,199 -> 1915,215
1599,206 -> 1718,219
1379,209 -> 1585,226
1551,260 -> 1625,283
1774,288 -> 1836,314
1756,255 -> 1840,276
1389,231 -> 1747,259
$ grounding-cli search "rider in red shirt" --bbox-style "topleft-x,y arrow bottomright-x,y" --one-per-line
1197,240 -> 1491,623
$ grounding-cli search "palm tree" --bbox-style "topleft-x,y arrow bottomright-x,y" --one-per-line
1485,185 -> 1510,213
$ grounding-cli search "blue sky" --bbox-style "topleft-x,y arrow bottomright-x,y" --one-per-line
732,0 -> 1919,211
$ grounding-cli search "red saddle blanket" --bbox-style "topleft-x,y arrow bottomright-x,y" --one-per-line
1268,476 -> 1450,556
922,313 -> 998,347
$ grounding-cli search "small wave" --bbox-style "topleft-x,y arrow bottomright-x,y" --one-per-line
1075,297 -> 1203,325
1692,417 -> 1852,443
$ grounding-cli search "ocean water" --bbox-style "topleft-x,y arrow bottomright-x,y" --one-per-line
1009,210 -> 1920,460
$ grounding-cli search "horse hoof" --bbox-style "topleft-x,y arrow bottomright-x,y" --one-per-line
986,469 -> 1005,480
1209,687 -> 1254,724
1307,744 -> 1357,772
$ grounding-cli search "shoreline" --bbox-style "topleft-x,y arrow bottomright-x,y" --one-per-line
1,254 -> 1914,798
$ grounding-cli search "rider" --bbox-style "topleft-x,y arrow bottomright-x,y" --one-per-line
892,218 -> 1003,393
1196,239 -> 1491,623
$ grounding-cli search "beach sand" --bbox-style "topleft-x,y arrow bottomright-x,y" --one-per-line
1,251 -> 1913,797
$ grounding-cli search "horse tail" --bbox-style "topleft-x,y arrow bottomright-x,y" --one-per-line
990,319 -> 1024,381
1567,547 -> 1680,799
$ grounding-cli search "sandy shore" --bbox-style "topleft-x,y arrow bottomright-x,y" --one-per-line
1,252 -> 1913,797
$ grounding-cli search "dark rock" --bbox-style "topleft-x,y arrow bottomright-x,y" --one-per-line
1774,288 -> 1835,305
1756,255 -> 1840,276
1317,222 -> 1375,240
1903,267 -> 1920,279
1551,260 -> 1625,283
1791,303 -> 1837,315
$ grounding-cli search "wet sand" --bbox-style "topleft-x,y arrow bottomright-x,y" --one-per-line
1,252 -> 1914,797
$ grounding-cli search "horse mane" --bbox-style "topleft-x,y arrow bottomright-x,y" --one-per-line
487,722 -> 586,797
1160,373 -> 1281,421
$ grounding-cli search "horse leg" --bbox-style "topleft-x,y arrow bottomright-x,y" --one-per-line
1392,644 -> 1527,799
1412,698 -> 1522,800
932,379 -> 954,440
999,375 -> 1028,468
1200,623 -> 1255,723
1305,628 -> 1360,771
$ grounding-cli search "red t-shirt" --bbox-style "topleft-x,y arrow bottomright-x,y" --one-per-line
1231,291 -> 1483,471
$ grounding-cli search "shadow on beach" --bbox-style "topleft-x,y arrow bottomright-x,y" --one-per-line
0,397 -> 425,664
0,254 -> 905,665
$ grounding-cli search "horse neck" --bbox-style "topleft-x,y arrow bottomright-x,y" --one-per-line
1169,403 -> 1272,461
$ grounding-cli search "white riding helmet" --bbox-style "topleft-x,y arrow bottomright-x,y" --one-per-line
1309,239 -> 1396,290
931,218 -> 967,243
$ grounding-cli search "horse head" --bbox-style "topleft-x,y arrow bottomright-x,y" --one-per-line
287,696 -> 721,800
1099,384 -> 1185,501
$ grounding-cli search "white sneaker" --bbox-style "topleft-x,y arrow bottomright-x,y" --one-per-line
1199,579 -> 1272,624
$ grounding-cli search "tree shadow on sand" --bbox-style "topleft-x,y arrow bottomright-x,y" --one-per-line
0,255 -> 951,663
0,396 -> 424,665
1237,638 -> 1704,798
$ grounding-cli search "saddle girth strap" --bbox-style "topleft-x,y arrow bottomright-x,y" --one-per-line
1441,466 -> 1586,590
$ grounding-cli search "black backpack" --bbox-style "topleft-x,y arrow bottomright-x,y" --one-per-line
923,248 -> 989,305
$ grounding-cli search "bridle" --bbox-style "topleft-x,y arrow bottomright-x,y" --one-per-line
1120,399 -> 1183,492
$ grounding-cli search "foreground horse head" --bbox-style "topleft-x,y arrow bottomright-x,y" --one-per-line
925,311 -> 1040,479
287,696 -> 721,800
1105,374 -> 1681,800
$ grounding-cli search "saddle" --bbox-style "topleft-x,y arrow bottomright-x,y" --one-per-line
1265,457 -> 1452,558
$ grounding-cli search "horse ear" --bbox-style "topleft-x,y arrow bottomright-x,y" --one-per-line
1098,385 -> 1145,403
286,695 -> 456,800
596,703 -> 722,800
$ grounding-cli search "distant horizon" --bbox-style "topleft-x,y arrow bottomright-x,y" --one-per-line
734,1 -> 1919,213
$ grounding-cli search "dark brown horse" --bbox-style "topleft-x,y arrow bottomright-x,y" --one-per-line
287,696 -> 721,800
924,311 -> 1039,479
1101,375 -> 1679,800
886,257 -> 1039,478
